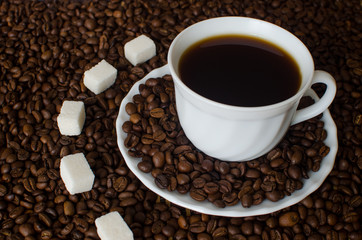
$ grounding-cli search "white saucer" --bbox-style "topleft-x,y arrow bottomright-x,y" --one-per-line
115,65 -> 338,217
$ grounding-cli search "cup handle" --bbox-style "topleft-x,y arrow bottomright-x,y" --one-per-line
291,70 -> 336,125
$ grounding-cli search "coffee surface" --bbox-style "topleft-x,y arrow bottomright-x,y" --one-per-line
179,35 -> 301,107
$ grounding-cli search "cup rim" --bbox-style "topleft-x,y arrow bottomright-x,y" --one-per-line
167,16 -> 315,112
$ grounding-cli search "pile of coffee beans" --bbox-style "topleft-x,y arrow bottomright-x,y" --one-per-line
0,0 -> 361,240
122,76 -> 330,208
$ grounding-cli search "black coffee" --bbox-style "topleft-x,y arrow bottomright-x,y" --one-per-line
178,34 -> 301,107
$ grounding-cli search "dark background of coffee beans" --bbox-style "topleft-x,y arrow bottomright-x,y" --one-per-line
0,0 -> 361,240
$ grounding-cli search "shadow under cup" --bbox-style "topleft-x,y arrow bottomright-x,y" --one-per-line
167,17 -> 335,161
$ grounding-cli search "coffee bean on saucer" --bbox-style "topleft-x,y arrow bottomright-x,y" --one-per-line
138,160 -> 153,173
178,160 -> 193,173
155,174 -> 169,189
190,188 -> 207,201
192,177 -> 206,189
176,174 -> 190,185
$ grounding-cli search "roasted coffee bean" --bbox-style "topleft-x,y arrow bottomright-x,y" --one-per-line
190,189 -> 207,201
288,165 -> 302,180
174,145 -> 192,155
192,177 -> 206,189
34,202 -> 46,213
138,160 -> 153,173
245,169 -> 261,179
18,223 -> 35,237
265,190 -> 283,202
155,174 -> 169,189
153,151 -> 165,168
223,191 -> 238,205
64,201 -> 75,216
204,182 -> 219,194
219,180 -> 232,193
167,176 -> 178,192
241,194 -> 253,208
15,214 -> 29,225
150,108 -> 165,118
130,113 -> 142,124
190,221 -> 207,233
178,160 -> 193,173
9,206 -> 24,219
279,212 -> 300,227
153,130 -> 166,141
162,224 -> 176,237
40,230 -> 53,240
177,183 -> 191,194
151,220 -> 165,234
177,173 -> 190,185
38,212 -> 52,227
0,184 -> 7,196
212,226 -> 228,238
218,162 -> 230,174
113,176 -> 128,192
178,215 -> 188,229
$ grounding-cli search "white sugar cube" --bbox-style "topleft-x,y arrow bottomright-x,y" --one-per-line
84,59 -> 117,94
95,212 -> 134,240
60,153 -> 95,195
124,35 -> 156,66
57,101 -> 85,136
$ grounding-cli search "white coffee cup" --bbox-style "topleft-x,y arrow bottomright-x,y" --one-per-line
167,17 -> 336,161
